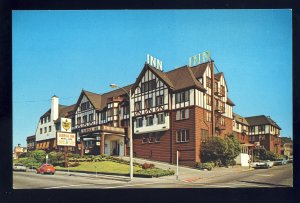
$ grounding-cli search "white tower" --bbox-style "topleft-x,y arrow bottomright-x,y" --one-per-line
51,95 -> 59,121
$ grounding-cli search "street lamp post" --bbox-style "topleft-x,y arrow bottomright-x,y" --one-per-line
110,84 -> 133,180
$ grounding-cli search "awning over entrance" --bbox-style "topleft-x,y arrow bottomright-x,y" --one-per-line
79,124 -> 126,137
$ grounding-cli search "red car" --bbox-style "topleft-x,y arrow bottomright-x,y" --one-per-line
36,164 -> 55,175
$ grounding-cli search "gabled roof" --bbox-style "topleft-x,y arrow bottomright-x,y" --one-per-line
226,98 -> 235,106
74,90 -> 102,111
245,115 -> 281,130
59,104 -> 76,117
165,65 -> 206,92
131,63 -> 174,92
190,62 -> 209,79
100,84 -> 133,110
233,112 -> 249,126
131,63 -> 207,93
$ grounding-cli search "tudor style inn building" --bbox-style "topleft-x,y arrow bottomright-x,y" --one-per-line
30,52 -> 283,167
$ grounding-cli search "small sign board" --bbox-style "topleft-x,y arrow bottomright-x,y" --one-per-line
96,141 -> 100,146
57,132 -> 76,147
189,51 -> 210,67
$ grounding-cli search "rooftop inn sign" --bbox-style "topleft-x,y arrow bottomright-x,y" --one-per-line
189,51 -> 211,67
147,54 -> 163,71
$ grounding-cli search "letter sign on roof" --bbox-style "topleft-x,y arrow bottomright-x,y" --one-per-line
147,54 -> 163,71
189,51 -> 211,67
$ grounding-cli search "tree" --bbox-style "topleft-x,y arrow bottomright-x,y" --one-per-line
27,150 -> 46,163
223,134 -> 241,165
200,134 -> 241,166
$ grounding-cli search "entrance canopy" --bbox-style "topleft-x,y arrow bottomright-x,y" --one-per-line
79,125 -> 126,137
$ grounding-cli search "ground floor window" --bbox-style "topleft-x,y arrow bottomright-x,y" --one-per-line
142,132 -> 161,144
176,129 -> 189,143
200,129 -> 209,143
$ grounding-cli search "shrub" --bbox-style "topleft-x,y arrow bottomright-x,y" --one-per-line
142,163 -> 155,169
68,162 -> 80,167
136,168 -> 175,177
196,162 -> 214,171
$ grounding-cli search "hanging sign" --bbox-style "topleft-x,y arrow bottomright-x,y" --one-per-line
147,54 -> 163,71
57,132 -> 76,146
189,51 -> 211,67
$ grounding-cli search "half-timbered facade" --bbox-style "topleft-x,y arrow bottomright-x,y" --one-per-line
232,113 -> 249,144
73,88 -> 131,157
245,115 -> 281,154
130,61 -> 235,166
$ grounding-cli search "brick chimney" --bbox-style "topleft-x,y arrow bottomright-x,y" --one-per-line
51,95 -> 59,121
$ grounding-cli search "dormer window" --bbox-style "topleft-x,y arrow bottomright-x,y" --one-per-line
80,102 -> 90,111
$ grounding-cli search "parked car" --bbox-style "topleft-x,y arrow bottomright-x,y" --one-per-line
13,163 -> 27,172
273,159 -> 288,165
253,160 -> 274,169
36,164 -> 55,175
287,159 -> 293,164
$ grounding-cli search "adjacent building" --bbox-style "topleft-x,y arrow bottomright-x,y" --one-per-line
35,95 -> 76,153
13,144 -> 27,159
26,135 -> 36,151
245,115 -> 281,154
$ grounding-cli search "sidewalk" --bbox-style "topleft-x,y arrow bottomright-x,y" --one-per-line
117,156 -> 254,182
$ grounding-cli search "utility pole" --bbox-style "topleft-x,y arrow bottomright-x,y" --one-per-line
211,59 -> 215,137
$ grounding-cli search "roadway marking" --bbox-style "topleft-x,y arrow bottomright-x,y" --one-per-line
255,174 -> 273,177
45,184 -> 96,189
103,182 -> 163,189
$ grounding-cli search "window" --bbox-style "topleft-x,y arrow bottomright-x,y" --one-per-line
221,117 -> 225,126
44,127 -> 47,133
176,129 -> 190,143
200,129 -> 209,143
107,108 -> 113,117
134,101 -> 142,111
83,115 -> 87,123
206,77 -> 211,88
156,95 -> 164,106
145,98 -> 153,109
143,133 -> 161,144
142,134 -> 148,143
176,109 -> 189,120
258,125 -> 265,132
113,108 -> 119,116
89,114 -> 94,122
101,111 -> 106,120
259,135 -> 265,140
40,128 -> 42,134
146,116 -> 153,126
220,85 -> 225,96
44,117 -> 46,123
123,105 -> 129,115
77,117 -> 81,125
80,102 -> 90,111
206,111 -> 212,122
175,91 -> 190,103
72,117 -> 75,127
47,115 -> 50,122
49,126 -> 51,132
249,126 -> 255,133
237,123 -> 240,130
157,113 -> 165,124
206,95 -> 212,106
136,117 -> 143,128
41,118 -> 43,124
141,79 -> 156,93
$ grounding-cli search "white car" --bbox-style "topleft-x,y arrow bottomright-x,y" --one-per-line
13,163 -> 27,172
252,160 -> 273,169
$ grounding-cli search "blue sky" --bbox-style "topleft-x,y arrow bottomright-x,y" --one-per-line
12,10 -> 292,147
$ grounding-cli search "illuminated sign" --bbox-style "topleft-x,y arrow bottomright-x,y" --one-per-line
189,51 -> 210,67
57,132 -> 76,146
147,54 -> 163,71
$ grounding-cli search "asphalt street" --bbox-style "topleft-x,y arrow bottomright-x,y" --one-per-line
13,164 -> 293,189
